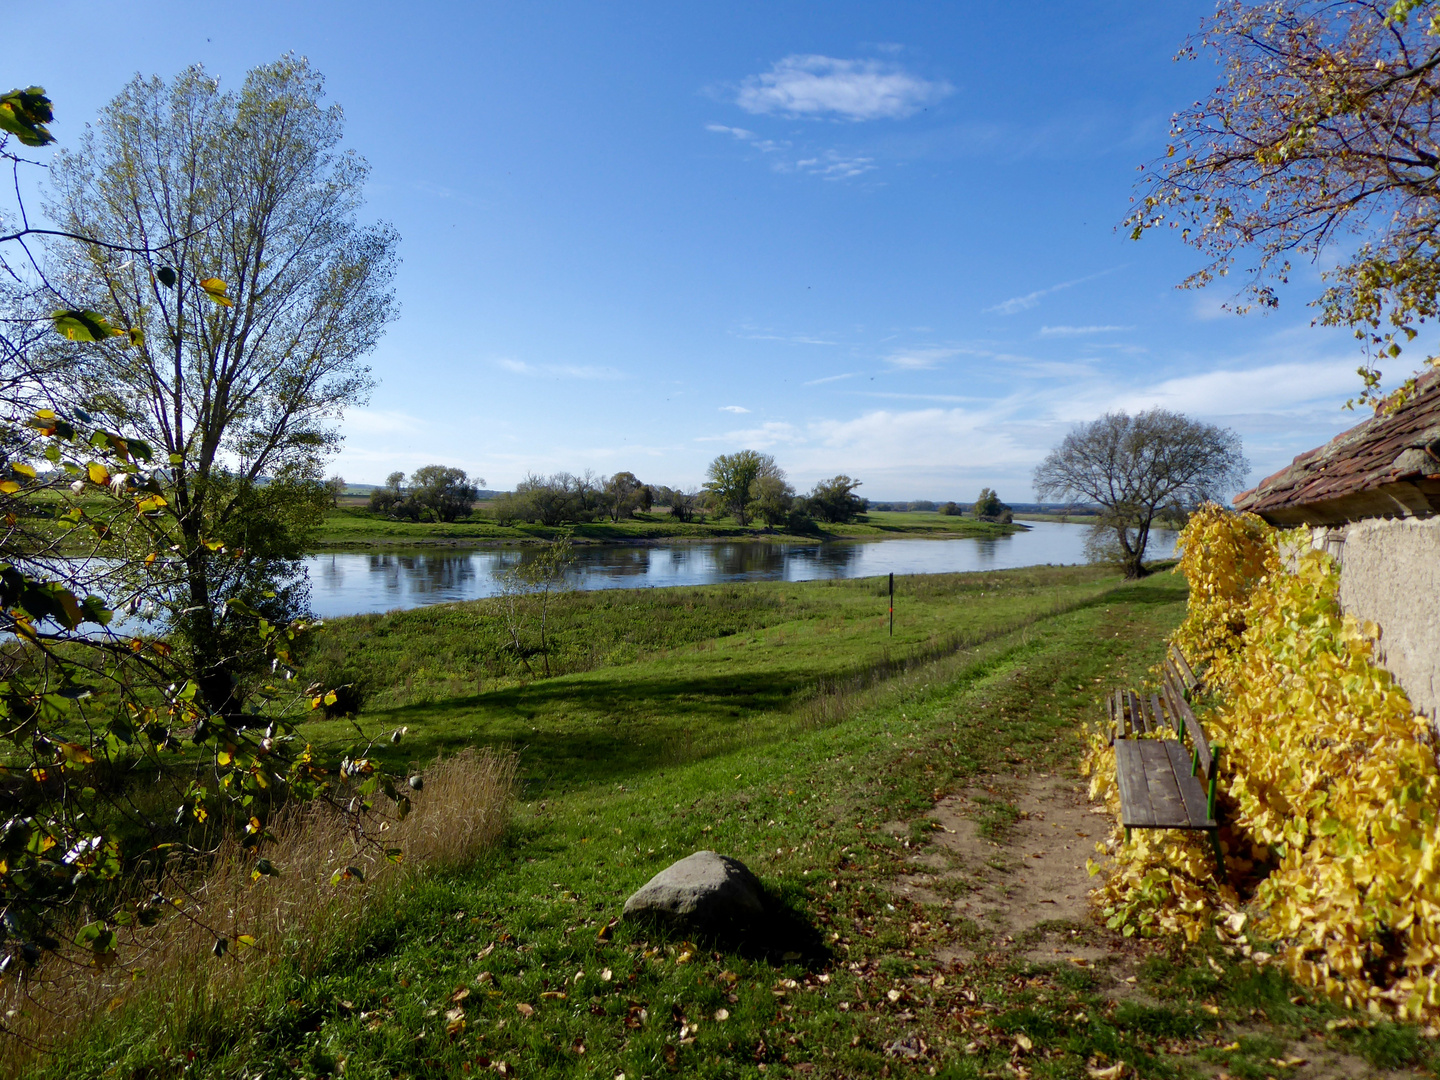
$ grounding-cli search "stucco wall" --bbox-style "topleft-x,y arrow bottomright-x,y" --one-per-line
1300,517 -> 1440,720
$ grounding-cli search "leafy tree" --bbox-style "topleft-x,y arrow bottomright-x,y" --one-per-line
44,58 -> 398,713
410,465 -> 480,522
370,470 -> 413,518
751,473 -> 796,528
807,474 -> 867,523
657,486 -> 702,523
704,450 -> 781,525
604,470 -> 643,522
1034,410 -> 1248,578
939,501 -> 961,516
971,487 -> 1012,522
325,475 -> 346,506
1127,0 -> 1440,403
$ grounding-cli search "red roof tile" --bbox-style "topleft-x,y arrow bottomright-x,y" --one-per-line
1233,369 -> 1440,526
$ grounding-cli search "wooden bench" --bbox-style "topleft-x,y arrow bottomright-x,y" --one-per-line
1108,645 -> 1225,879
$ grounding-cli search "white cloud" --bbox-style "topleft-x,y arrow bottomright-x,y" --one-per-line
494,357 -> 622,380
339,408 -> 424,436
1039,324 -> 1133,336
984,267 -> 1123,316
696,420 -> 803,447
706,123 -> 756,139
738,330 -> 838,345
1104,360 -> 1361,419
803,372 -> 858,386
719,405 -> 750,413
736,55 -> 952,121
883,346 -> 960,370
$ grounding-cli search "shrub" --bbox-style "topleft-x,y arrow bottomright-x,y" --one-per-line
1084,504 -> 1439,1019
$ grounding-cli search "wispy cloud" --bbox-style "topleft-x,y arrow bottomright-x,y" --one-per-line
707,125 -> 873,181
719,405 -> 750,414
736,55 -> 952,121
804,372 -> 859,386
1105,361 -> 1361,419
853,392 -> 986,403
984,267 -> 1124,316
737,329 -> 838,346
495,358 -> 623,380
340,408 -> 424,436
706,123 -> 756,139
883,346 -> 960,370
696,421 -> 802,446
1039,324 -> 1133,337
779,151 -> 877,180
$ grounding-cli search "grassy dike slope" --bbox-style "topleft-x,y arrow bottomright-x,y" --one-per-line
50,567 -> 1431,1079
310,508 -> 1017,548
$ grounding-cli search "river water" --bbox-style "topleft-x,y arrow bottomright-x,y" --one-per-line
301,521 -> 1178,620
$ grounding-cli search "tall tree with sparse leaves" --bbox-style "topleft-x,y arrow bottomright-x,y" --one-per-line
45,57 -> 398,713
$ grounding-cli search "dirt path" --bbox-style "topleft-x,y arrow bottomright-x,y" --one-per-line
883,770 -> 1411,1080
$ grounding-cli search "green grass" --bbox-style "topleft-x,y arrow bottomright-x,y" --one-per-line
33,565 -> 1437,1079
311,508 -> 1019,548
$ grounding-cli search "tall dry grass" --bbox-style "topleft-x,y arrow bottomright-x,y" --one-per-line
0,747 -> 517,1077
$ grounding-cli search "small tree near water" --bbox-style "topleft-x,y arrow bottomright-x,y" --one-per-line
1034,409 -> 1247,578
496,532 -> 575,677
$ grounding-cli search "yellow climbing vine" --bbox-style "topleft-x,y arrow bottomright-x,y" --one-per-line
1083,504 -> 1440,1018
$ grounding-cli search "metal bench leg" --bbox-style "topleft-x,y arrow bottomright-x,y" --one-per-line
1125,827 -> 1132,844
1208,830 -> 1227,884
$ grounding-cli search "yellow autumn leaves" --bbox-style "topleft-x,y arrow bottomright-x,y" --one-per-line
1086,504 -> 1440,1020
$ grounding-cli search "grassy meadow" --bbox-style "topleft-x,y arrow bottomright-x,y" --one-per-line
25,565 -> 1435,1079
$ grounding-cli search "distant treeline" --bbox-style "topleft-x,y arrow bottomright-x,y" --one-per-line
359,452 -> 869,529
354,461 -> 1100,528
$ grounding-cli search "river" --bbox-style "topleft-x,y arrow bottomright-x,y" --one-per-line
301,520 -> 1178,619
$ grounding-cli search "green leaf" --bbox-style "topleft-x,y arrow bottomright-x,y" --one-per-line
52,310 -> 124,343
156,266 -> 177,289
0,87 -> 55,147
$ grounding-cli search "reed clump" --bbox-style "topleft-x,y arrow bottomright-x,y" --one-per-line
0,746 -> 517,1077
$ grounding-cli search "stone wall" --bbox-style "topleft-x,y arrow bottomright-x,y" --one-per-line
1297,517 -> 1440,721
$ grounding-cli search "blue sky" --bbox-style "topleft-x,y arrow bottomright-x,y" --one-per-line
7,2 -> 1375,500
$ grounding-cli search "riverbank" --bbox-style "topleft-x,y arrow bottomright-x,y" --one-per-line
311,507 -> 1022,549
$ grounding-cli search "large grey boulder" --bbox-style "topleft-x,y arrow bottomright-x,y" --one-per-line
622,851 -> 765,932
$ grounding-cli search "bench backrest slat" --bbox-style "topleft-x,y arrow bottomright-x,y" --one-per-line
1170,643 -> 1200,695
1168,683 -> 1212,776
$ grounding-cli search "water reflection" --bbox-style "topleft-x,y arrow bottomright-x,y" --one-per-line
301,521 -> 1177,619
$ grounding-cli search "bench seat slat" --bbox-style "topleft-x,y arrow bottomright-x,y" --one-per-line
1116,740 -> 1186,827
1114,740 -> 1157,825
1141,740 -> 1187,825
1150,692 -> 1170,736
1128,690 -> 1147,735
1163,739 -> 1217,828
1116,740 -> 1216,830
